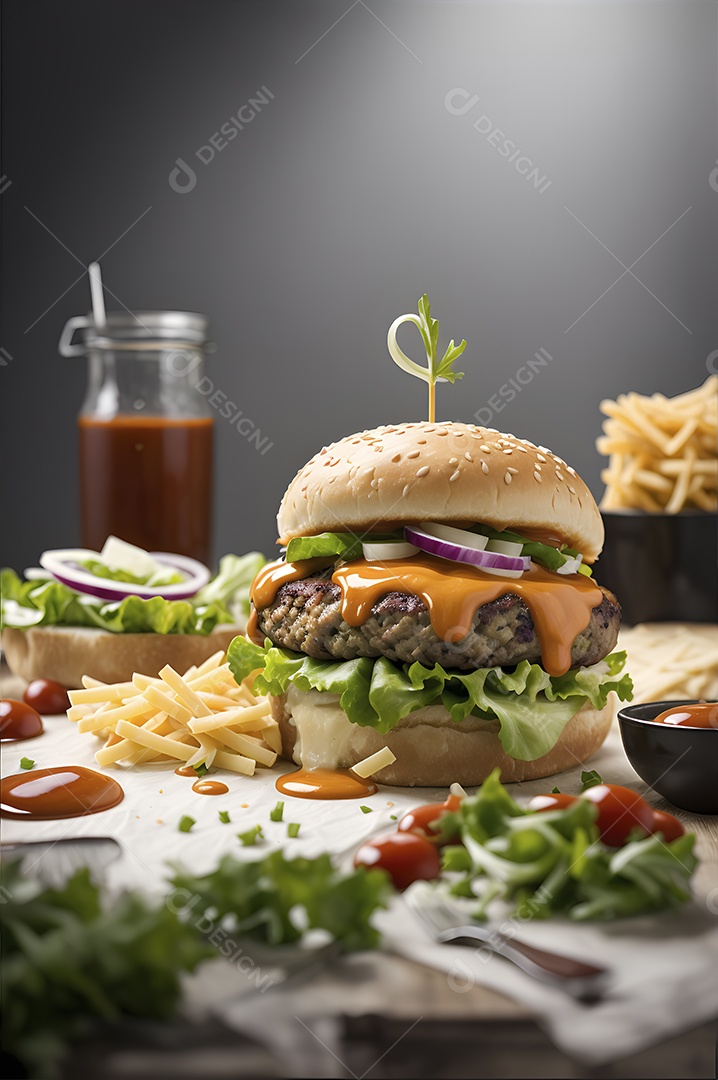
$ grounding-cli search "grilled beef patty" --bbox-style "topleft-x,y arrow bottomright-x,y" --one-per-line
256,575 -> 620,671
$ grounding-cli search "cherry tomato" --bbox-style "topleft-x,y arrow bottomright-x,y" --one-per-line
582,784 -> 655,847
650,808 -> 685,842
397,792 -> 463,845
354,832 -> 441,891
0,699 -> 44,741
23,679 -> 70,715
528,792 -> 578,813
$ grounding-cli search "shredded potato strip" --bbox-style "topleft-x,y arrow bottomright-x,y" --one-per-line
67,649 -> 278,777
597,376 -> 717,513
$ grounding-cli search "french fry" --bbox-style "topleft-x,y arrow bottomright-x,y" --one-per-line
71,653 -> 279,781
597,376 -> 717,512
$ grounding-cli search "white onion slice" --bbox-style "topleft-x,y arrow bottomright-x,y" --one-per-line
556,554 -> 583,575
362,540 -> 419,561
423,523 -> 488,551
403,525 -> 529,577
39,548 -> 210,602
486,538 -> 523,557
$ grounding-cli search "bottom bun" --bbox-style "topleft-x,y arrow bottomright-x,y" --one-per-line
272,684 -> 615,787
2,625 -> 243,689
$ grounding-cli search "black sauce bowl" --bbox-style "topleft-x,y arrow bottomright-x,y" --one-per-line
598,510 -> 717,625
618,700 -> 718,814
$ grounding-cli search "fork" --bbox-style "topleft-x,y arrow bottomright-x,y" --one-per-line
406,883 -> 610,1003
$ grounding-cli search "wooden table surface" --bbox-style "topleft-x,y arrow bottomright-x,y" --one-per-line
1,664 -> 716,1079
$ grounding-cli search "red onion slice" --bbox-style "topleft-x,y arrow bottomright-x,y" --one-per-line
403,524 -> 530,576
39,549 -> 211,602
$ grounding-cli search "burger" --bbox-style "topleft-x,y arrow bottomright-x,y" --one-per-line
1,541 -> 264,688
228,422 -> 633,787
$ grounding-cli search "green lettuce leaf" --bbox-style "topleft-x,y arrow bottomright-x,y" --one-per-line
193,552 -> 266,620
1,567 -> 235,636
227,636 -> 633,762
285,532 -> 401,562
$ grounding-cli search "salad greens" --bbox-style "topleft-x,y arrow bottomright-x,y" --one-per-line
80,558 -> 183,587
228,636 -> 633,762
0,552 -> 265,636
471,524 -> 593,577
440,770 -> 697,920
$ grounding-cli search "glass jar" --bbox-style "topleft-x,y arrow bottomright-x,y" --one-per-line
59,311 -> 213,564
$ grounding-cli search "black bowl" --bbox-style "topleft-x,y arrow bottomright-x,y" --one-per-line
599,510 -> 717,625
618,700 -> 718,814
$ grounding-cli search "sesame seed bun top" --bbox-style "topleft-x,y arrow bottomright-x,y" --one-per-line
276,422 -> 604,560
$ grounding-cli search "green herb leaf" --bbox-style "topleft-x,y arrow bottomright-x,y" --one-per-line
580,769 -> 603,791
360,805 -> 373,814
287,823 -> 301,838
270,801 -> 285,822
387,295 -> 466,420
551,786 -> 561,794
178,816 -> 196,833
218,810 -> 230,824
193,762 -> 209,778
0,860 -> 211,1080
238,825 -> 263,847
19,757 -> 35,770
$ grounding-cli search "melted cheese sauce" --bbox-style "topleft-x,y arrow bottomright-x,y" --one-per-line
251,554 -> 602,677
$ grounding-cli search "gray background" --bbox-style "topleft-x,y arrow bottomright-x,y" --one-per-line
2,0 -> 716,570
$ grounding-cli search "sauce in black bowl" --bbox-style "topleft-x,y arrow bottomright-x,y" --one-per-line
618,699 -> 718,814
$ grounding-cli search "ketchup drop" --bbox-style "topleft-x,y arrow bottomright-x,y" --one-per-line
1,766 -> 124,820
0,700 -> 44,742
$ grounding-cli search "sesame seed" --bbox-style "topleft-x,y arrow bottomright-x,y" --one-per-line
391,453 -> 401,463
534,472 -> 542,483
481,460 -> 489,474
480,445 -> 491,454
502,448 -> 513,455
371,479 -> 379,489
507,466 -> 518,474
417,439 -> 427,445
517,446 -> 528,453
402,484 -> 411,497
567,466 -> 576,476
449,469 -> 461,482
416,466 -> 430,478
449,456 -> 458,465
535,463 -> 541,471
407,450 -> 420,459
568,485 -> 576,494
536,453 -> 546,462
436,429 -> 448,436
504,471 -> 513,484
455,432 -> 465,438
464,452 -> 473,462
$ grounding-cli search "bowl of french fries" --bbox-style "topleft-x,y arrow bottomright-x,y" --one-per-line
595,376 -> 717,625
